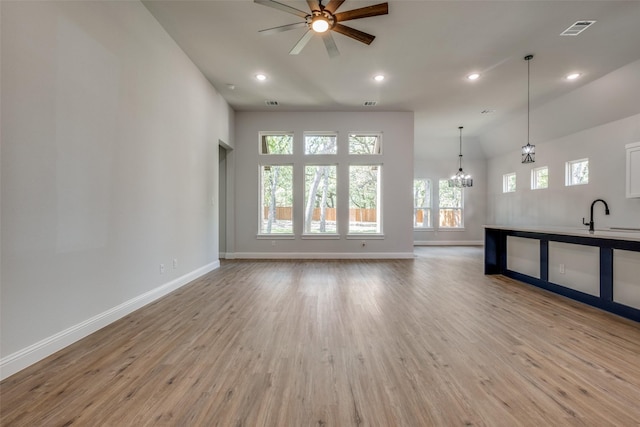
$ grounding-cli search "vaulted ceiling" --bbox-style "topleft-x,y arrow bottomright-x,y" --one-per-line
143,0 -> 640,159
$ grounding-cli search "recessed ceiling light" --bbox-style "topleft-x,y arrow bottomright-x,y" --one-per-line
255,74 -> 267,81
565,73 -> 582,80
373,74 -> 385,82
467,73 -> 480,81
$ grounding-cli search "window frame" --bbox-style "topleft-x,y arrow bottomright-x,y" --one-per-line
565,158 -> 589,186
503,172 -> 517,193
259,132 -> 294,155
413,178 -> 433,229
348,132 -> 383,155
438,179 -> 464,229
348,164 -> 383,235
303,164 -> 339,236
303,132 -> 338,155
258,164 -> 294,236
531,166 -> 549,190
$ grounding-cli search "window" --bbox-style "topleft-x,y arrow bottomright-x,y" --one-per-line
304,165 -> 337,234
503,172 -> 516,193
438,179 -> 463,228
349,165 -> 381,233
349,133 -> 381,154
531,166 -> 549,190
260,165 -> 293,234
413,179 -> 432,228
565,158 -> 589,186
260,132 -> 293,154
305,133 -> 337,155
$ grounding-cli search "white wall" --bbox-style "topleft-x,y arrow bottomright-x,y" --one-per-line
232,111 -> 414,258
487,114 -> 640,228
0,1 -> 230,378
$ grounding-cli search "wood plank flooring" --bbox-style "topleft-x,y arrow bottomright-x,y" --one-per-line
2,247 -> 640,426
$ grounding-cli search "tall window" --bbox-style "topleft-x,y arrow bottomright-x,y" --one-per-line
503,172 -> 516,193
260,133 -> 293,154
305,133 -> 337,155
531,166 -> 549,190
565,158 -> 589,186
413,179 -> 432,228
349,133 -> 381,154
260,165 -> 293,234
349,165 -> 381,233
304,165 -> 337,234
438,179 -> 463,228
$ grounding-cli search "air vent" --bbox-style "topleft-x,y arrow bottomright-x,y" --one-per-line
265,100 -> 279,106
363,101 -> 377,106
560,20 -> 596,36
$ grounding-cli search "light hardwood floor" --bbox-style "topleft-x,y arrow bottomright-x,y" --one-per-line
2,247 -> 640,426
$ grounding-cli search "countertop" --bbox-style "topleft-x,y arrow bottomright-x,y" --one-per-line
484,225 -> 640,242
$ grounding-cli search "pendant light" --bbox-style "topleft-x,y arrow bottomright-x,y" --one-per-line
522,54 -> 535,164
448,126 -> 473,188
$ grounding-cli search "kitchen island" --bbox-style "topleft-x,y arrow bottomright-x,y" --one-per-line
484,225 -> 640,322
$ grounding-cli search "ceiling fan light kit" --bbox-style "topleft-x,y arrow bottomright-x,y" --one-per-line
255,0 -> 389,58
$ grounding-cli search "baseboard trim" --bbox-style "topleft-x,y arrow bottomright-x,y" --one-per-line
414,240 -> 484,246
0,261 -> 220,381
231,252 -> 415,259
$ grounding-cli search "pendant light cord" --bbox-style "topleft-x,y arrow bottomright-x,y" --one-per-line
527,57 -> 530,145
458,126 -> 463,170
525,54 -> 533,145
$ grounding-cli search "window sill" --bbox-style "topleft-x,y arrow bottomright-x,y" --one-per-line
414,227 -> 435,231
256,234 -> 295,240
346,234 -> 385,240
438,228 -> 466,232
301,234 -> 341,240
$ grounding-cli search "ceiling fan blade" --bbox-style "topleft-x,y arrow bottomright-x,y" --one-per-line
332,23 -> 375,45
259,21 -> 307,35
321,32 -> 340,58
254,0 -> 309,19
289,30 -> 314,55
335,2 -> 388,22
306,0 -> 321,12
323,0 -> 345,14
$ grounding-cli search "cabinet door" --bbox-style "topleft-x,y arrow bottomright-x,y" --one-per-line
627,142 -> 640,198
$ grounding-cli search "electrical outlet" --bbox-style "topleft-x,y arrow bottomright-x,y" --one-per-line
173,259 -> 178,269
559,263 -> 565,274
159,263 -> 165,274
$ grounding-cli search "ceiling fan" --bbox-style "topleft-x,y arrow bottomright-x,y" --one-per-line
255,0 -> 389,58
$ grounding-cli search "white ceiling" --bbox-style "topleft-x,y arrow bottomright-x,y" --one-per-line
143,0 -> 640,159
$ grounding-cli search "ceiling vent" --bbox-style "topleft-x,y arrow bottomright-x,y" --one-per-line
560,20 -> 596,36
265,100 -> 279,106
363,101 -> 377,106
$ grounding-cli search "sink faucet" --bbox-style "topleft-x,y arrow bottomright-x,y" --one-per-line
583,199 -> 610,233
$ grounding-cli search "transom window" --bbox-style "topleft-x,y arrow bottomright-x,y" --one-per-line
348,133 -> 382,154
305,133 -> 337,155
565,158 -> 589,186
260,132 -> 293,155
531,166 -> 549,190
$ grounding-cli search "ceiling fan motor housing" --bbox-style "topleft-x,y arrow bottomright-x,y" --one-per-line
308,10 -> 335,32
